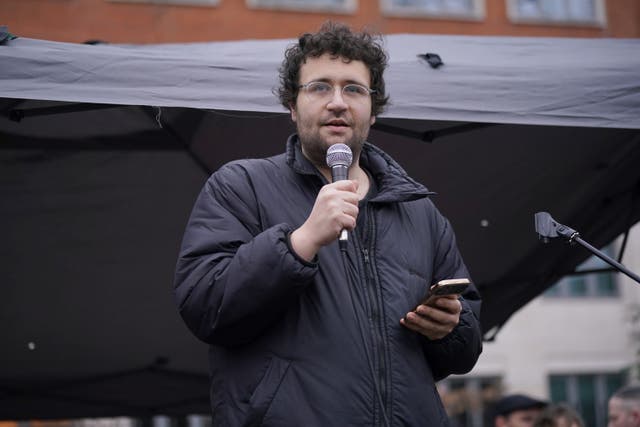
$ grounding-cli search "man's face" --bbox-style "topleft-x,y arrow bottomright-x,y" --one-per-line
608,397 -> 640,427
496,409 -> 543,427
290,53 -> 376,168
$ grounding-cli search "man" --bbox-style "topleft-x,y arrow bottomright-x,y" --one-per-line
493,394 -> 548,427
174,22 -> 482,426
608,385 -> 640,427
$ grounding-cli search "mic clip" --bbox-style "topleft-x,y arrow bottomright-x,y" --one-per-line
534,211 -> 580,244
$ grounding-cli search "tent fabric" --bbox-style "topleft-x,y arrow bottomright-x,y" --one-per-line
1,34 -> 640,418
1,35 -> 639,127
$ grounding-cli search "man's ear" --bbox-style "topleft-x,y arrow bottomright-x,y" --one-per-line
370,115 -> 376,126
290,103 -> 297,123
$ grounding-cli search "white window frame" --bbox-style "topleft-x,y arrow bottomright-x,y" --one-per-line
544,270 -> 619,298
506,0 -> 606,27
544,243 -> 619,298
380,0 -> 485,21
108,0 -> 219,6
246,0 -> 357,14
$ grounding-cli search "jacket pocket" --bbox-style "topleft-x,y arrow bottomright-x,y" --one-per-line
244,355 -> 291,427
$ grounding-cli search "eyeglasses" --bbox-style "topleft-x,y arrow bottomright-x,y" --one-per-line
298,81 -> 376,103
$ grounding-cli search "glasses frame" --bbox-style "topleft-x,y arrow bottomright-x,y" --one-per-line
298,81 -> 376,102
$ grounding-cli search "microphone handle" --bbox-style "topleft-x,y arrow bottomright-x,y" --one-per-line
331,164 -> 349,182
330,164 -> 350,250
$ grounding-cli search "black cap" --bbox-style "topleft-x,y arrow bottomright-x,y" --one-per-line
494,394 -> 547,416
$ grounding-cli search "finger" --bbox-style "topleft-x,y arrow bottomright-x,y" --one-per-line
340,214 -> 357,232
424,297 -> 462,314
342,202 -> 359,219
416,304 -> 460,324
322,186 -> 359,208
330,179 -> 358,193
323,192 -> 358,217
400,313 -> 451,340
336,189 -> 360,206
407,310 -> 456,336
401,311 -> 431,331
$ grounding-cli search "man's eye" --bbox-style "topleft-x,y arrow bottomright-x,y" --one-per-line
309,83 -> 331,93
344,85 -> 367,95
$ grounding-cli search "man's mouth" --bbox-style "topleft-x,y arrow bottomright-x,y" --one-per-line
324,119 -> 349,127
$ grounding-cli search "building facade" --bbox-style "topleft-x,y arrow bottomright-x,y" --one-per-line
2,0 -> 639,44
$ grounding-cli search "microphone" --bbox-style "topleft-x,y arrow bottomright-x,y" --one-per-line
326,143 -> 353,250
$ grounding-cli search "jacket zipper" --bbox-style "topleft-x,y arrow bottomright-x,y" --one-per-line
359,205 -> 389,425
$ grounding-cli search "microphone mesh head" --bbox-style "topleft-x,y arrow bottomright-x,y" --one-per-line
326,144 -> 353,168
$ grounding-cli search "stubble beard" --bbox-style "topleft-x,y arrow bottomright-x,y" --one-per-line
297,122 -> 370,170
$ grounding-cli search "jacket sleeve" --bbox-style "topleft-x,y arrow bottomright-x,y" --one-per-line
421,215 -> 483,381
173,162 -> 317,347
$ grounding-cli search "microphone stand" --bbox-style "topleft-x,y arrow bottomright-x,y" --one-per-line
534,212 -> 640,285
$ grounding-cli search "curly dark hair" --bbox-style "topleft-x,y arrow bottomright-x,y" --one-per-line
277,21 -> 389,117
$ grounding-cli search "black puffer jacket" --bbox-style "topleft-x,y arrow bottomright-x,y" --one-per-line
174,135 -> 482,427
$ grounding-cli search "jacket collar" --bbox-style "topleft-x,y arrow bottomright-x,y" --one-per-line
285,134 -> 434,202
286,134 -> 319,177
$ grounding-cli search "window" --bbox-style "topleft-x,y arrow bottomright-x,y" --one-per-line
507,0 -> 605,25
246,0 -> 357,13
544,244 -> 619,298
438,376 -> 502,427
380,0 -> 485,20
550,372 -> 625,427
108,0 -> 219,6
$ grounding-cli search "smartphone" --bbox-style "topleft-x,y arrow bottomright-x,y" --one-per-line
420,278 -> 470,306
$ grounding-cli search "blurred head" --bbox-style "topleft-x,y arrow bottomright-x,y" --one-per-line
494,394 -> 548,427
277,21 -> 389,117
533,403 -> 585,427
608,385 -> 640,427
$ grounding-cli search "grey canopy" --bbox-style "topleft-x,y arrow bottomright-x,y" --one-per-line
1,33 -> 639,418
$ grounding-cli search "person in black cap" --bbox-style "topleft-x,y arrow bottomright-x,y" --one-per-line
493,394 -> 548,427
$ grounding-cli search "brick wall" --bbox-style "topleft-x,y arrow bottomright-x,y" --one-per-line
1,0 -> 638,44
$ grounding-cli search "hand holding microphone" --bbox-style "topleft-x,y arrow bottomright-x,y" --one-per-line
289,144 -> 358,260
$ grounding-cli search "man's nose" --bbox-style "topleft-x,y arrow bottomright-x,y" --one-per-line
327,87 -> 348,109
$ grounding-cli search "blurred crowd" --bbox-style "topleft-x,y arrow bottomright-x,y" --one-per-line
491,385 -> 640,427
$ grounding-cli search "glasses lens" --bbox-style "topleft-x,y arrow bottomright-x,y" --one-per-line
342,84 -> 369,98
305,82 -> 332,99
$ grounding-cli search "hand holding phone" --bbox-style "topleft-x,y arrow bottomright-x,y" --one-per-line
420,278 -> 470,307
402,278 -> 469,339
